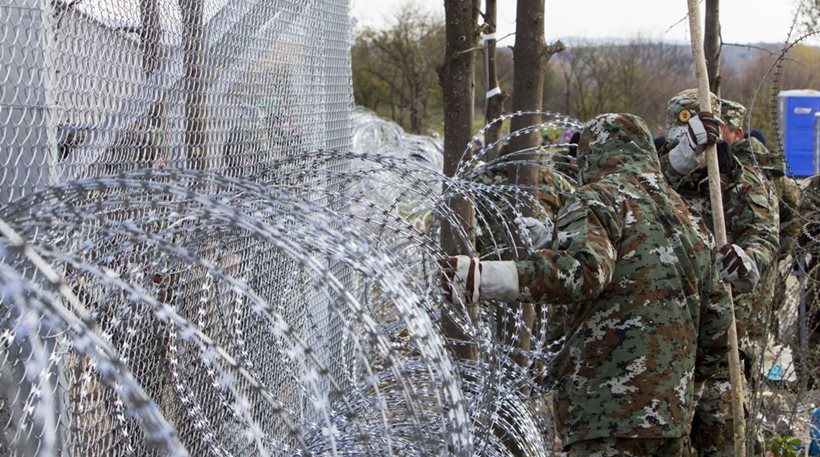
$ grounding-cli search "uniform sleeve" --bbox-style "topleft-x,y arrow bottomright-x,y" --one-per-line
798,177 -> 820,247
731,172 -> 780,278
695,259 -> 732,382
536,172 -> 574,218
777,177 -> 802,251
515,190 -> 620,304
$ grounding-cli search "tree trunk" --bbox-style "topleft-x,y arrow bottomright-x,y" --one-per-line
688,1 -> 746,454
704,0 -> 721,94
439,0 -> 480,361
503,0 -> 562,396
410,98 -> 424,134
180,0 -> 207,169
507,0 -> 560,213
482,0 -> 507,162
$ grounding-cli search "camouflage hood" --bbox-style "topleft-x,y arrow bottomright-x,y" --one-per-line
576,113 -> 660,185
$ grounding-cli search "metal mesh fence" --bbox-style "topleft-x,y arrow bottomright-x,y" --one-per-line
2,0 -> 353,189
0,0 -> 364,455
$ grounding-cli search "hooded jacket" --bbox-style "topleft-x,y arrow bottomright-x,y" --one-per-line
515,114 -> 731,446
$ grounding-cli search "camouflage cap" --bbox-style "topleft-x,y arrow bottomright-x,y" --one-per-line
720,99 -> 747,130
666,88 -> 720,128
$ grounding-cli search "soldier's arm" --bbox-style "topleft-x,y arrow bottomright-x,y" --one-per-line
515,189 -> 621,304
777,177 -> 802,248
797,177 -> 820,248
695,260 -> 732,382
732,172 -> 780,274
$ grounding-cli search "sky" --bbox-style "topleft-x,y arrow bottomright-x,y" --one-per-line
350,0 -> 816,46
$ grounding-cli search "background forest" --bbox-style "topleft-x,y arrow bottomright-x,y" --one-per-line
352,4 -> 820,142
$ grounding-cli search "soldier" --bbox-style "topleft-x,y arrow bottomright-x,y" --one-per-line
442,113 -> 731,456
658,89 -> 780,456
721,100 -> 800,263
722,99 -> 801,337
796,176 -> 820,386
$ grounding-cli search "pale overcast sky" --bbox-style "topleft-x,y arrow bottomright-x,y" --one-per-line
350,0 -> 816,45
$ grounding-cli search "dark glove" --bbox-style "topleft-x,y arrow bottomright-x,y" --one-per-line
653,136 -> 667,152
567,131 -> 581,157
687,111 -> 722,149
716,244 -> 760,293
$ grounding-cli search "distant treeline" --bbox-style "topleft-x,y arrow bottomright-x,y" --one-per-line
352,6 -> 820,148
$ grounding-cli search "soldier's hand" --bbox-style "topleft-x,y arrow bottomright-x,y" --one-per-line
438,256 -> 481,305
687,111 -> 722,149
716,244 -> 760,293
515,216 -> 554,250
669,114 -> 714,175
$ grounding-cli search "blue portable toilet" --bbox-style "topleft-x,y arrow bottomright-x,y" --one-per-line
778,90 -> 820,177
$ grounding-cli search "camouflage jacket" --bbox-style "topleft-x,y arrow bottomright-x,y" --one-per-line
729,137 -> 791,328
732,137 -> 801,248
773,175 -> 802,248
659,141 -> 779,339
798,176 -> 820,256
516,114 -> 731,445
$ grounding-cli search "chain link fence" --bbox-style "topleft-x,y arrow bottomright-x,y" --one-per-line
0,0 -> 371,455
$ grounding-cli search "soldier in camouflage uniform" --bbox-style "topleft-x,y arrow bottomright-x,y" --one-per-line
797,176 -> 820,386
658,90 -> 780,456
721,100 -> 800,262
719,99 -> 787,335
722,99 -> 801,343
443,113 -> 732,455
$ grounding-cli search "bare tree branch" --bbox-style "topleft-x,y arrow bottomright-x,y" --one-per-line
722,42 -> 805,64
455,32 -> 516,56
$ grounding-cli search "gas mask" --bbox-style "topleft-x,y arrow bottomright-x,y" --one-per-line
666,125 -> 688,144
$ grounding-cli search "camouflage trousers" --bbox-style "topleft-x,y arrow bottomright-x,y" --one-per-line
691,341 -> 765,457
691,379 -> 734,457
740,336 -> 765,394
567,437 -> 689,457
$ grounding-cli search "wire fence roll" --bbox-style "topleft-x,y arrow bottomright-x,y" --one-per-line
2,1 -> 820,456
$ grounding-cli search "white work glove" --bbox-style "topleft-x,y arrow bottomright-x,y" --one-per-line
516,216 -> 554,250
716,244 -> 760,293
439,256 -> 519,304
479,260 -> 519,302
669,112 -> 722,175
